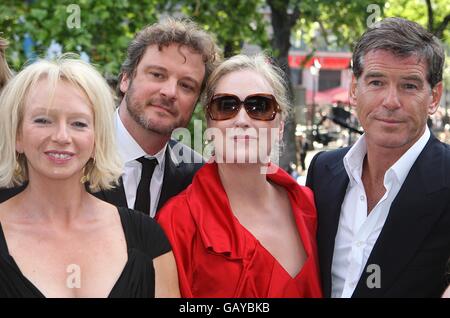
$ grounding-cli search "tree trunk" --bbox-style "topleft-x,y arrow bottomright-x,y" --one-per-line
267,0 -> 300,171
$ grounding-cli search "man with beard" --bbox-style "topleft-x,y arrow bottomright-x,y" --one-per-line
0,19 -> 220,217
96,18 -> 220,217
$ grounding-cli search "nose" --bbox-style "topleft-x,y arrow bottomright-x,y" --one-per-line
51,122 -> 71,144
159,78 -> 177,100
232,105 -> 251,128
382,85 -> 401,111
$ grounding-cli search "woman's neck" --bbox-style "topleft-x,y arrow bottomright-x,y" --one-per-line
10,176 -> 92,226
217,163 -> 273,213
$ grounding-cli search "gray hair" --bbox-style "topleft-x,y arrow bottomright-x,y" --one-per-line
352,17 -> 445,88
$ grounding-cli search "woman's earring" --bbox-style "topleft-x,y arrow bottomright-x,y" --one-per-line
80,167 -> 89,184
14,153 -> 23,177
80,157 -> 95,184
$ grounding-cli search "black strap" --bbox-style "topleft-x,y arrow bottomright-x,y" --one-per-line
134,157 -> 157,215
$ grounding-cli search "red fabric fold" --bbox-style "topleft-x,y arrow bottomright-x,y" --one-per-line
157,162 -> 323,298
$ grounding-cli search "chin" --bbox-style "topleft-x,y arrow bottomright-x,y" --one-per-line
227,151 -> 260,164
373,137 -> 412,149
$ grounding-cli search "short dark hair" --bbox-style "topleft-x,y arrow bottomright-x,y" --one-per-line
118,17 -> 221,97
352,17 -> 445,88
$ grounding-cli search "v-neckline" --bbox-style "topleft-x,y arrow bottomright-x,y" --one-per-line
230,189 -> 312,281
0,207 -> 130,298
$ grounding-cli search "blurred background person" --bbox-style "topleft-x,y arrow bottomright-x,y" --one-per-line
0,56 -> 179,298
297,134 -> 310,174
158,54 -> 322,298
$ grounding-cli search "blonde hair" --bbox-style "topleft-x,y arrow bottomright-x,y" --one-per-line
201,53 -> 291,121
0,55 -> 123,192
0,37 -> 13,92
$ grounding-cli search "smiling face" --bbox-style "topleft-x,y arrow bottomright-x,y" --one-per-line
119,43 -> 206,136
16,79 -> 95,183
350,49 -> 442,153
207,69 -> 282,164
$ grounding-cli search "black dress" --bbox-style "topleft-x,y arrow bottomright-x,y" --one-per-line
0,207 -> 171,298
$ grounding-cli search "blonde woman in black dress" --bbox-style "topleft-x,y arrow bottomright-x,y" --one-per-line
0,57 -> 179,298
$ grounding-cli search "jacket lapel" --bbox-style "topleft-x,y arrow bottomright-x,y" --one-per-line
91,177 -> 128,208
157,147 -> 180,211
318,158 -> 349,297
353,135 -> 448,297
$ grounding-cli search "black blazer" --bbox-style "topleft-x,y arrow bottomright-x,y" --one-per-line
306,133 -> 450,297
0,139 -> 204,214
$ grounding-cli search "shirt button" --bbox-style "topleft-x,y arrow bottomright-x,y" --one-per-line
356,241 -> 363,247
360,195 -> 365,201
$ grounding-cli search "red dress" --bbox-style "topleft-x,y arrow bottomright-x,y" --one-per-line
157,162 -> 322,298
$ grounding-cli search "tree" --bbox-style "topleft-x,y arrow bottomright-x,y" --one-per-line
294,0 -> 386,50
0,0 -> 161,73
266,0 -> 301,170
175,0 -> 269,57
384,0 -> 450,43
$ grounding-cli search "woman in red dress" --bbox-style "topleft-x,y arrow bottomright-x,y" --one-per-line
157,54 -> 322,298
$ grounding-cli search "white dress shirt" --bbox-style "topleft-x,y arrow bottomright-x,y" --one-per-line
115,111 -> 167,218
331,128 -> 431,298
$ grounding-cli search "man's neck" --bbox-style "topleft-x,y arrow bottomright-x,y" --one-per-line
361,140 -> 412,214
364,146 -> 400,182
118,101 -> 169,155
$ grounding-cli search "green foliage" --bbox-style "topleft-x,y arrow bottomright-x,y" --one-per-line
294,0 -> 387,52
385,0 -> 449,43
2,0 -> 447,154
173,0 -> 270,57
1,0 -> 160,72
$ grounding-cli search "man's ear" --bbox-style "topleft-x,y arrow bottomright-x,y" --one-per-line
349,75 -> 358,108
119,73 -> 130,95
428,82 -> 443,115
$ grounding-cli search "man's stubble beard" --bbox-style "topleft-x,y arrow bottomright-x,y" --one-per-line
125,82 -> 193,137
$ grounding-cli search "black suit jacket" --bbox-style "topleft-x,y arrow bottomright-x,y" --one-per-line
0,139 -> 204,214
306,134 -> 450,297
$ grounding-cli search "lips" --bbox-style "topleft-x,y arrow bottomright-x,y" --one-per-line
376,118 -> 402,124
233,135 -> 257,140
147,100 -> 175,115
152,104 -> 172,113
45,151 -> 74,163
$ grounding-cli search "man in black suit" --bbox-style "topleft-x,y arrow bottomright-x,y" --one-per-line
93,18 -> 220,217
0,19 -> 220,217
306,17 -> 450,297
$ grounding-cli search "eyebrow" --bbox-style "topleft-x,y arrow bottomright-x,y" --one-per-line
143,65 -> 167,73
363,71 -> 386,80
29,107 -> 92,119
363,72 -> 425,83
144,64 -> 201,88
400,75 -> 424,83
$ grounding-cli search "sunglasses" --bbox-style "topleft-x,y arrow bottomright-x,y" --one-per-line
207,93 -> 281,121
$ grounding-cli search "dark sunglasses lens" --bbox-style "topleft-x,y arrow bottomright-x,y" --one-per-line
245,96 -> 276,120
210,96 -> 239,120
